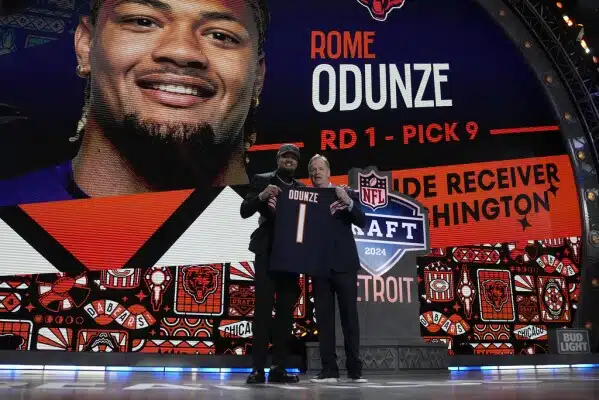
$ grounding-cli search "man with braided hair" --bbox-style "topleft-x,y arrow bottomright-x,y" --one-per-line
0,0 -> 269,204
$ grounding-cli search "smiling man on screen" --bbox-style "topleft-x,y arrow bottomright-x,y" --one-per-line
0,0 -> 268,205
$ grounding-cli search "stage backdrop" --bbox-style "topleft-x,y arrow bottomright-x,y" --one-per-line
0,0 -> 582,357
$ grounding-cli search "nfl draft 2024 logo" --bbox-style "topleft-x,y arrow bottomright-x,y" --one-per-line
349,167 -> 429,277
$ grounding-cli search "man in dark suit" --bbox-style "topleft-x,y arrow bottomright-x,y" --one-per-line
240,143 -> 304,384
307,154 -> 368,384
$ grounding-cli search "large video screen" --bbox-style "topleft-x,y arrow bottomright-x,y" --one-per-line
0,0 -> 582,356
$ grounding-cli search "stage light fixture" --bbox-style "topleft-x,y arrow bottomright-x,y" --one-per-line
581,40 -> 591,54
164,367 -> 185,372
559,3 -> 597,58
450,364 -> 599,372
563,15 -> 574,26
0,365 -> 300,374
499,365 -> 535,370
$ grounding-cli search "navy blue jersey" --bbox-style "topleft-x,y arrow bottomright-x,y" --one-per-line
269,187 -> 346,276
0,161 -> 89,206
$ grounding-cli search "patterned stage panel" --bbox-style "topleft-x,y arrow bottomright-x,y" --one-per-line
0,236 -> 582,356
417,237 -> 581,355
0,263 -> 314,356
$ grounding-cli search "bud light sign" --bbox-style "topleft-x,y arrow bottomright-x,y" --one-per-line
349,167 -> 430,276
556,329 -> 591,354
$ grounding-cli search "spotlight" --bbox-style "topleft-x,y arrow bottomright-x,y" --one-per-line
581,40 -> 591,54
563,15 -> 574,27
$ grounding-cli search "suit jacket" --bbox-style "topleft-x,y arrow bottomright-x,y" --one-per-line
240,171 -> 305,255
329,187 -> 366,273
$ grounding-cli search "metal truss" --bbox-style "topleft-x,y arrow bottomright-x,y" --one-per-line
506,0 -> 599,160
500,0 -> 599,350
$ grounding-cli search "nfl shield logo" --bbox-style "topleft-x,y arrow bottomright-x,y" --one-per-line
349,166 -> 430,277
359,171 -> 388,211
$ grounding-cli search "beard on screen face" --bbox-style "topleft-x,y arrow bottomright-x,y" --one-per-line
97,112 -> 242,191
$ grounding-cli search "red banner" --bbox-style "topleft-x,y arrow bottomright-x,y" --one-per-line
320,155 -> 581,247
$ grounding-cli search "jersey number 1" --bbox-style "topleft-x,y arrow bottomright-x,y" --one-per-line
296,203 -> 306,243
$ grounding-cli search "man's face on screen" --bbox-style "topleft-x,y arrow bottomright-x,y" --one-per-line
78,0 -> 264,144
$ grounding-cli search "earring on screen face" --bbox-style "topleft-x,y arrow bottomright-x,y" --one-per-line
69,110 -> 86,143
245,131 -> 257,165
244,96 -> 260,165
76,64 -> 88,78
69,85 -> 90,143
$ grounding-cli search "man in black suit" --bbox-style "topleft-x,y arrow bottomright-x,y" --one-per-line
240,143 -> 303,384
307,154 -> 368,384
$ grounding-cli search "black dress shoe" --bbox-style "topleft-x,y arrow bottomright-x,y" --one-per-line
268,366 -> 300,383
246,368 -> 266,384
310,369 -> 339,383
347,372 -> 368,383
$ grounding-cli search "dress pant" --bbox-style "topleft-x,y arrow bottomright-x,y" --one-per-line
312,270 -> 362,375
251,252 -> 300,370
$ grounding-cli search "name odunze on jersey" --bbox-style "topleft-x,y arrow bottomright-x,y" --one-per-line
288,189 -> 320,203
349,167 -> 430,277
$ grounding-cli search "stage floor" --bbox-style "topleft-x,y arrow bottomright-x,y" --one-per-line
0,368 -> 598,399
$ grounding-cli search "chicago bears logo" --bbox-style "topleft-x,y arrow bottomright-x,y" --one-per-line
357,0 -> 406,21
82,332 -> 120,353
0,334 -> 24,350
181,265 -> 220,304
349,166 -> 429,276
482,279 -> 509,312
